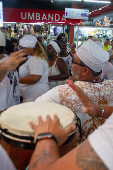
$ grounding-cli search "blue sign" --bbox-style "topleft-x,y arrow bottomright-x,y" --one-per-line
65,8 -> 89,20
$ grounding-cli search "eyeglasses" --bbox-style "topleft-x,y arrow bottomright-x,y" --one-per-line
72,58 -> 86,67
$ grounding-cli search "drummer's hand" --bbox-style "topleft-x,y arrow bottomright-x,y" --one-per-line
66,80 -> 99,117
29,115 -> 76,146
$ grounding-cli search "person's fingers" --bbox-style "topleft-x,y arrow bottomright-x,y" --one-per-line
16,53 -> 26,60
65,124 -> 76,136
46,115 -> 52,123
29,121 -> 36,130
17,57 -> 26,64
66,79 -> 72,84
53,114 -> 60,123
38,115 -> 43,124
82,107 -> 89,113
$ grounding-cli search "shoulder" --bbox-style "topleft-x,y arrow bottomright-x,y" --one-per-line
56,57 -> 67,65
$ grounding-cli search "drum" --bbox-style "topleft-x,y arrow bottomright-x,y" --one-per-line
0,102 -> 77,170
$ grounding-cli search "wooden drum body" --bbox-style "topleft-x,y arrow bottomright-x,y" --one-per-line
0,102 -> 77,170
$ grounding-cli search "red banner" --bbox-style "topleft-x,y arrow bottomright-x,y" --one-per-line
3,8 -> 81,25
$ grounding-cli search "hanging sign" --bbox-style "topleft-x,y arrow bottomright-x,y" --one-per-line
65,8 -> 89,20
3,8 -> 81,25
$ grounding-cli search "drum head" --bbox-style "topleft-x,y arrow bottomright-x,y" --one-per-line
1,102 -> 77,137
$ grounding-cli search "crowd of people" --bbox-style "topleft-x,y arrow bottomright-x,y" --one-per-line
0,30 -> 113,170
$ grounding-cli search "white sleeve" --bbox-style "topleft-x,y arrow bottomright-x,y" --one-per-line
106,62 -> 113,80
88,113 -> 113,170
28,57 -> 43,76
0,145 -> 16,170
35,86 -> 60,104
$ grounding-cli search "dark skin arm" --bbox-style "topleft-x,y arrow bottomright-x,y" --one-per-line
49,58 -> 70,82
19,75 -> 42,85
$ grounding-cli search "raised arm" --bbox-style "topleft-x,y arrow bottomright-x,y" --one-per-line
66,80 -> 113,118
0,50 -> 26,82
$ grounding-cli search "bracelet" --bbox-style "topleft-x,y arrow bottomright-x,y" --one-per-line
36,132 -> 58,145
98,104 -> 104,118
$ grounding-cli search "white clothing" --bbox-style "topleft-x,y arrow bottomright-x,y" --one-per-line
19,56 -> 49,102
48,58 -> 60,90
88,113 -> 113,170
62,54 -> 72,71
0,144 -> 16,170
101,62 -> 113,80
0,55 -> 20,111
35,80 -> 113,142
109,49 -> 113,65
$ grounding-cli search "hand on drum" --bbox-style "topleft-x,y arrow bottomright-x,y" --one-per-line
29,114 -> 76,146
66,80 -> 99,118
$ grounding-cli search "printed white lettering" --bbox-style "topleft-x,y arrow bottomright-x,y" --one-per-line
28,12 -> 34,20
55,14 -> 60,21
21,12 -> 26,20
48,13 -> 53,21
42,13 -> 47,20
36,13 -> 40,20
61,14 -> 66,21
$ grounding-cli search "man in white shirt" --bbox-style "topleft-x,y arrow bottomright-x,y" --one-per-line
35,39 -> 113,142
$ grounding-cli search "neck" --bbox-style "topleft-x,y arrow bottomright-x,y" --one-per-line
60,51 -> 67,56
84,76 -> 102,82
49,55 -> 57,61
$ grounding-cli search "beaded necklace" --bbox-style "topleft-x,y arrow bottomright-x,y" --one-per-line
86,78 -> 104,83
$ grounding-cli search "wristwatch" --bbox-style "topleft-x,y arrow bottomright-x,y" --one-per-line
36,132 -> 58,145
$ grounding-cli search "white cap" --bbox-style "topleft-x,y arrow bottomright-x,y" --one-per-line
92,38 -> 104,49
0,31 -> 6,47
19,35 -> 37,48
76,39 -> 109,72
49,41 -> 61,54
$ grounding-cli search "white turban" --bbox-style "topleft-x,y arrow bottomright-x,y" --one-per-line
19,35 -> 37,48
49,41 -> 61,54
76,39 -> 109,72
92,38 -> 104,49
0,31 -> 6,47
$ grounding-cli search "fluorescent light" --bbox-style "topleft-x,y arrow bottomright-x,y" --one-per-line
84,0 -> 111,3
54,0 -> 82,1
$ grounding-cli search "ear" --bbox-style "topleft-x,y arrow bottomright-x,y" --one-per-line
82,67 -> 89,76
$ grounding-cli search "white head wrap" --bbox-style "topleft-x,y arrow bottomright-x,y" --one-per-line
92,38 -> 104,49
19,35 -> 37,48
49,41 -> 61,54
0,31 -> 6,47
76,39 -> 109,72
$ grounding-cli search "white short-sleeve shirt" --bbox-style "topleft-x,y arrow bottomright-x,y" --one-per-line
0,55 -> 20,111
88,113 -> 113,170
19,56 -> 49,102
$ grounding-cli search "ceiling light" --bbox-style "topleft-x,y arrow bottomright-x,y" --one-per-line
53,0 -> 82,1
84,0 -> 111,3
